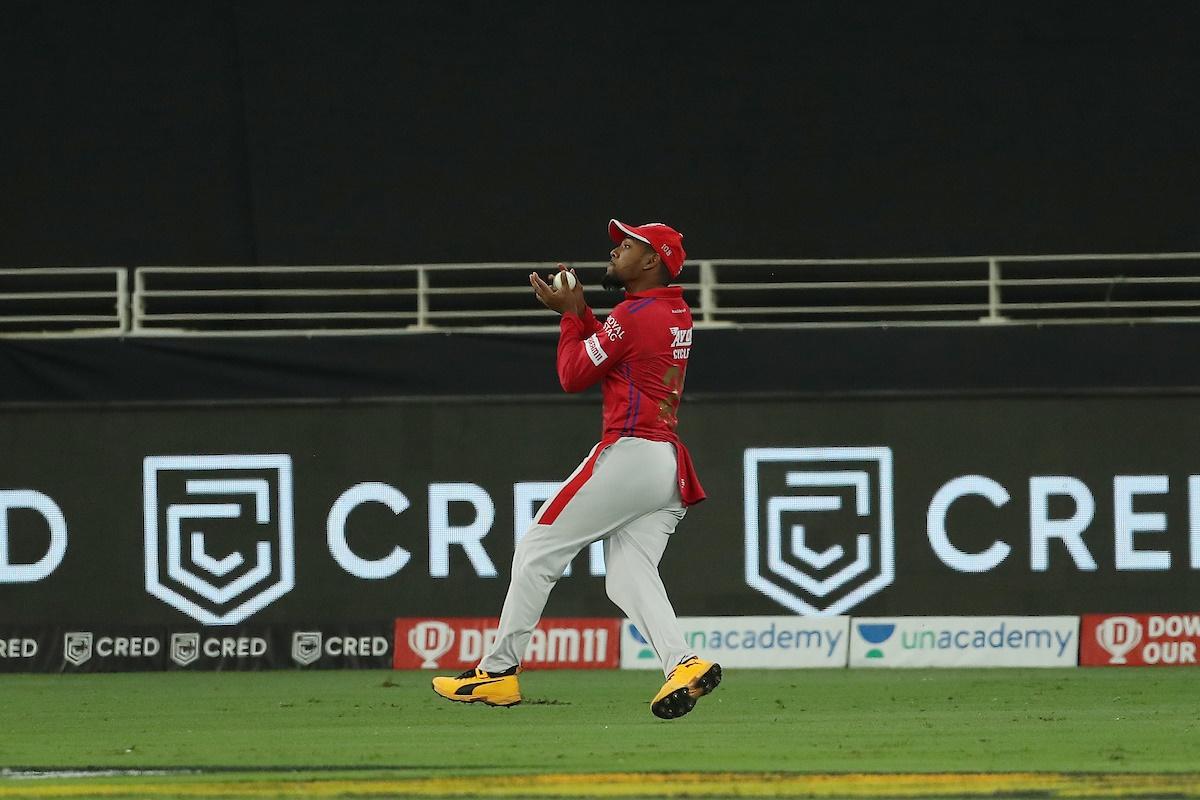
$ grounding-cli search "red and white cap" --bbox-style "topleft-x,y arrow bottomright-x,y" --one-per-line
608,219 -> 687,278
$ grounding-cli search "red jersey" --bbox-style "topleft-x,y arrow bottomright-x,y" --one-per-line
557,286 -> 706,505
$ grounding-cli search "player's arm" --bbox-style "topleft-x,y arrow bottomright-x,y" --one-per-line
555,303 -> 631,393
528,266 -> 618,391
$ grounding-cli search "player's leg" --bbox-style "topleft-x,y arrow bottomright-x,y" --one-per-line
479,438 -> 673,672
477,512 -> 603,672
433,438 -> 673,704
432,510 -> 597,704
602,506 -> 692,674
432,514 -> 599,704
604,496 -> 722,719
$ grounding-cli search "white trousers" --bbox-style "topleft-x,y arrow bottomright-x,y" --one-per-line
480,437 -> 693,677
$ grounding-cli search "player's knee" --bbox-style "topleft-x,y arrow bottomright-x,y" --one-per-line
511,532 -> 542,573
605,573 -> 635,611
512,542 -> 565,585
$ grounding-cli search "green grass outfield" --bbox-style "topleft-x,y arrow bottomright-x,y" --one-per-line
0,667 -> 1197,798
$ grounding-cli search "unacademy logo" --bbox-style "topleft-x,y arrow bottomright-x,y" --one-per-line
856,623 -> 896,659
628,624 -> 654,660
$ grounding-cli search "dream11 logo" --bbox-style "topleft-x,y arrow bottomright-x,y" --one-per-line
744,447 -> 895,615
144,455 -> 295,626
1095,616 -> 1143,664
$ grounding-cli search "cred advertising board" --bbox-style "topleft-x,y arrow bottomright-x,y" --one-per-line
1080,613 -> 1200,666
0,624 -> 393,672
2,396 -> 1200,633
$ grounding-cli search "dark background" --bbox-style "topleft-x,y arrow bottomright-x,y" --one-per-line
3,0 -> 1198,268
1,397 -> 1197,627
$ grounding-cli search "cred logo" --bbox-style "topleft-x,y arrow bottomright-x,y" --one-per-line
143,455 -> 295,626
170,633 -> 200,666
64,632 -> 93,666
744,447 -> 895,615
292,632 -> 323,666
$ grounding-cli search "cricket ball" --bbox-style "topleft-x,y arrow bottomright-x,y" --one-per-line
552,270 -> 577,291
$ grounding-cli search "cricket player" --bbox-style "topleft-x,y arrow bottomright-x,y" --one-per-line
432,219 -> 721,719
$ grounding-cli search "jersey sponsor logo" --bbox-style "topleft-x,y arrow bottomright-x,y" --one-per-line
394,617 -> 619,669
670,326 -> 692,359
602,316 -> 624,341
584,334 -> 608,366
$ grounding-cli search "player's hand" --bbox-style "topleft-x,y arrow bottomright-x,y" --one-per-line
529,264 -> 585,317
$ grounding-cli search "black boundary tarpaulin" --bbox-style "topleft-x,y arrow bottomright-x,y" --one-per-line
3,324 -> 1200,404
2,395 -> 1199,630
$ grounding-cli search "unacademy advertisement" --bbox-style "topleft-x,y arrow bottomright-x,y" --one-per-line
621,616 -> 849,669
849,616 -> 1079,667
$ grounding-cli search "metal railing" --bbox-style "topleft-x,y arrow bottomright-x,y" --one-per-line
4,254 -> 1200,337
0,268 -> 127,336
131,263 -> 588,335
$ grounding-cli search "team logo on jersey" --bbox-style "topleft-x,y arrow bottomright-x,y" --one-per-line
743,447 -> 894,615
584,334 -> 608,366
670,327 -> 692,359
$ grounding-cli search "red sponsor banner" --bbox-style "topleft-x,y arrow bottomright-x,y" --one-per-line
393,617 -> 620,670
1081,613 -> 1200,667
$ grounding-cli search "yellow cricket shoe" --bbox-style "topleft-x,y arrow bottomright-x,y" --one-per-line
431,666 -> 521,707
650,656 -> 722,719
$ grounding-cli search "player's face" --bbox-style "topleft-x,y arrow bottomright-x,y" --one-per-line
604,237 -> 655,290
